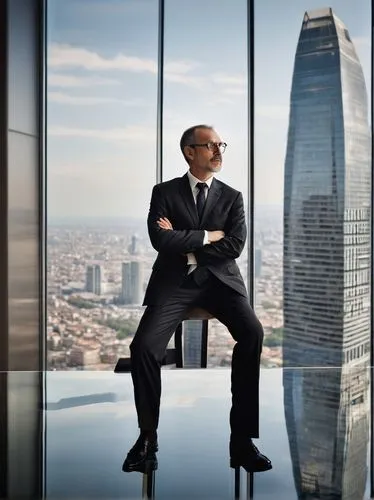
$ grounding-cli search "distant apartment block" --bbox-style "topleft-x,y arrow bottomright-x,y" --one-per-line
121,261 -> 144,305
85,264 -> 102,296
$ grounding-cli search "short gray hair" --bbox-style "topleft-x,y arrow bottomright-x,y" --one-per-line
180,124 -> 213,163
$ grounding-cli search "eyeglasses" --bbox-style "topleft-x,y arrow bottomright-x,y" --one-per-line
189,142 -> 227,154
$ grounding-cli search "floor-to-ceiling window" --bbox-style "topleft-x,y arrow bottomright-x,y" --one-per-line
254,0 -> 372,370
254,2 -> 372,497
42,0 -> 374,498
46,0 -> 250,371
46,0 -> 159,371
162,0 -> 249,368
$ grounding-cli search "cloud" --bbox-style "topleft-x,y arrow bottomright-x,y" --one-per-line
164,72 -> 206,88
48,44 -> 248,96
48,44 -> 205,89
223,87 -> 246,96
48,44 -> 249,101
48,74 -> 120,88
49,44 -> 207,88
164,59 -> 206,88
48,43 -> 157,73
211,72 -> 247,96
164,60 -> 200,74
48,91 -> 144,106
48,125 -> 154,142
164,70 -> 247,92
212,74 -> 246,87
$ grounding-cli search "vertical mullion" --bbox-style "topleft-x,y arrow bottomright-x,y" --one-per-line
370,1 -> 374,495
40,0 -> 48,497
247,0 -> 255,307
0,0 -> 9,496
156,0 -> 165,184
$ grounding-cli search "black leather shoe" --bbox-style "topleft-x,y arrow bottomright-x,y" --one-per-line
230,439 -> 272,473
122,435 -> 158,473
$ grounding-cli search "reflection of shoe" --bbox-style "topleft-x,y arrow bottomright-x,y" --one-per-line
122,435 -> 158,473
230,439 -> 272,473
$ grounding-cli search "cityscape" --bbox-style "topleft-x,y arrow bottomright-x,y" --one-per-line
47,205 -> 283,370
47,7 -> 370,378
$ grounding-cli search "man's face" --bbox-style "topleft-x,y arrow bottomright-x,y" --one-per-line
186,128 -> 224,176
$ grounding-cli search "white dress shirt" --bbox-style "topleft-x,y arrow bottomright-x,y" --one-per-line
186,170 -> 213,273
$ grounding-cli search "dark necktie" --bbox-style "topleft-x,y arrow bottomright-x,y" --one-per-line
196,182 -> 207,220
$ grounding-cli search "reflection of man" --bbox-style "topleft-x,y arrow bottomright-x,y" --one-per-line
123,125 -> 272,474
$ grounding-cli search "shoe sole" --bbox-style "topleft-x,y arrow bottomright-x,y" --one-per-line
230,459 -> 272,473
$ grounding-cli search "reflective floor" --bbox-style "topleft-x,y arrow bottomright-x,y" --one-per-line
45,368 -> 372,499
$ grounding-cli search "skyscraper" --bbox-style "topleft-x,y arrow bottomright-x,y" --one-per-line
282,9 -> 370,498
283,6 -> 371,367
121,261 -> 144,305
85,264 -> 101,295
128,234 -> 139,256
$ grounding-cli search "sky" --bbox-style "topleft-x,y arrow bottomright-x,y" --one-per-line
47,0 -> 372,220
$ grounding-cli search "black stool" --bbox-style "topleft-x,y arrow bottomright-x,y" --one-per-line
141,469 -> 155,499
114,307 -> 213,373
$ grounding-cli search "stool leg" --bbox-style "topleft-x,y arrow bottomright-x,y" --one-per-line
248,471 -> 254,498
175,323 -> 183,368
142,470 -> 156,498
234,466 -> 240,498
200,319 -> 209,368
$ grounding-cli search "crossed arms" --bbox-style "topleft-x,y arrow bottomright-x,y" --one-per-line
147,184 -> 247,265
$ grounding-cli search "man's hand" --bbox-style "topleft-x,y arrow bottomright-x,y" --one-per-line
157,217 -> 173,230
207,230 -> 225,243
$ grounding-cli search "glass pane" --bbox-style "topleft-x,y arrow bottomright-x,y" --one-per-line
254,2 -> 372,498
46,0 -> 159,370
163,0 -> 249,367
254,1 -> 372,369
44,367 -> 371,498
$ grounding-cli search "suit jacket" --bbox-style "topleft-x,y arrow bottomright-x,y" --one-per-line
143,173 -> 248,305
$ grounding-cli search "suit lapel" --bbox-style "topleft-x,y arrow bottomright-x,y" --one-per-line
179,174 -> 199,226
200,178 -> 222,227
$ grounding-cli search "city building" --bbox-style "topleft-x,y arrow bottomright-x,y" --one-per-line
121,261 -> 144,305
283,8 -> 370,497
283,6 -> 371,367
67,345 -> 101,368
128,234 -> 139,256
85,264 -> 102,296
255,248 -> 262,279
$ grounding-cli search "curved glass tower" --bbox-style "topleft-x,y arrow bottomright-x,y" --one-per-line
283,8 -> 371,499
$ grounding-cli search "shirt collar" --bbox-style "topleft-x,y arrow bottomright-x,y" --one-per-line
187,170 -> 214,190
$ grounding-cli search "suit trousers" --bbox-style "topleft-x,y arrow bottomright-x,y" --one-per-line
129,271 -> 264,438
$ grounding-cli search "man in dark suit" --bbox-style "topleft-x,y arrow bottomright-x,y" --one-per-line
123,125 -> 272,474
